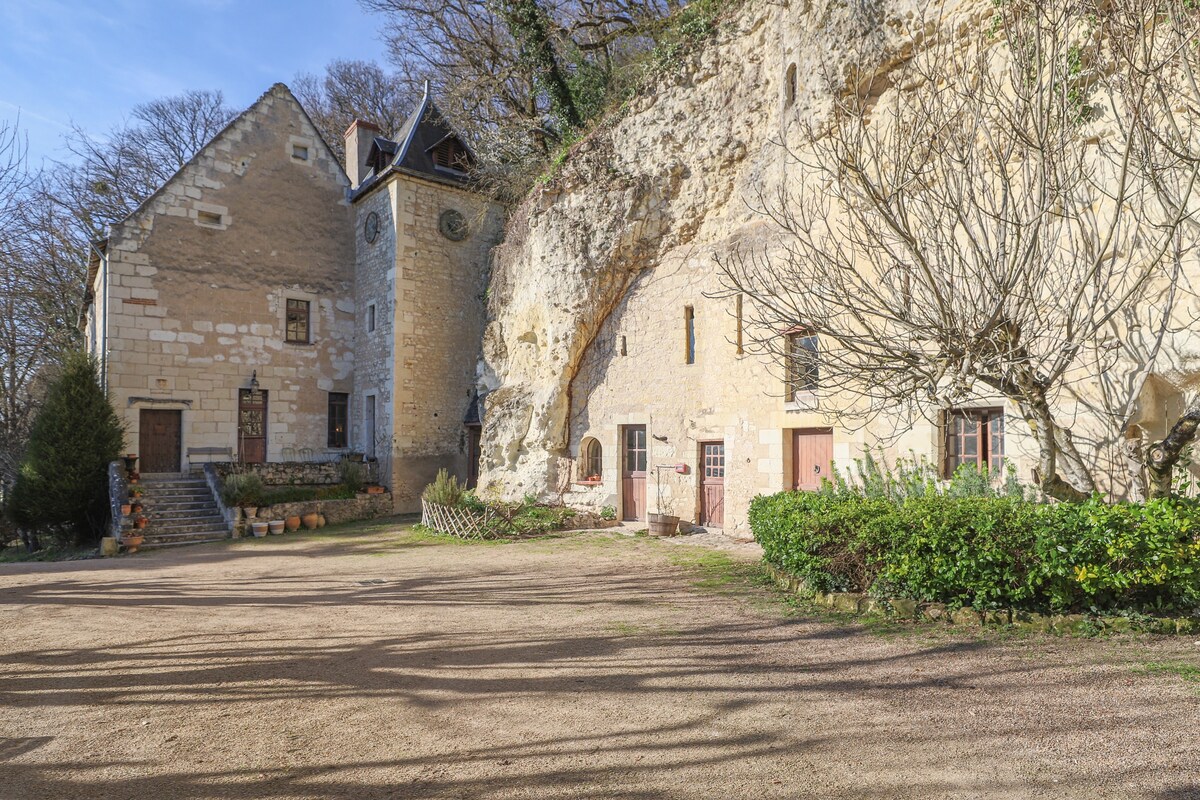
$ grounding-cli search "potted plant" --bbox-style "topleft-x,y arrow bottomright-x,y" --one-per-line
133,514 -> 148,530
366,484 -> 385,495
130,502 -> 143,515
122,454 -> 138,475
120,502 -> 132,516
123,532 -> 145,553
128,470 -> 140,485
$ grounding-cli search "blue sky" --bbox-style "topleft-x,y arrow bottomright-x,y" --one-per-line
0,0 -> 392,165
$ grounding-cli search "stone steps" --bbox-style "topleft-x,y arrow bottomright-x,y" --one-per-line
131,477 -> 230,550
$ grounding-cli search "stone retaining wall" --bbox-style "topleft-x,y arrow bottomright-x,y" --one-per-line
765,564 -> 1200,637
213,461 -> 352,486
237,492 -> 392,531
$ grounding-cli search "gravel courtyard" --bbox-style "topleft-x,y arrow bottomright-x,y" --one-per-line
1,521 -> 1199,800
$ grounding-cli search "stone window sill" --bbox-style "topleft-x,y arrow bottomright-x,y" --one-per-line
575,480 -> 603,487
785,393 -> 819,412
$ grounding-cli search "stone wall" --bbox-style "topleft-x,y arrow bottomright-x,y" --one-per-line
239,492 -> 393,528
85,83 -> 357,470
212,460 -> 361,486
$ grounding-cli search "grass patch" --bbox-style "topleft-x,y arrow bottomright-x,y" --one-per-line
1139,661 -> 1200,685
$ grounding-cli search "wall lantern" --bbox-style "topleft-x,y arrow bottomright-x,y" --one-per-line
250,370 -> 259,390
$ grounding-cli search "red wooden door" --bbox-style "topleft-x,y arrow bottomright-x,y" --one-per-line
139,409 -> 181,473
621,425 -> 647,521
238,388 -> 267,464
699,441 -> 725,527
793,429 -> 833,491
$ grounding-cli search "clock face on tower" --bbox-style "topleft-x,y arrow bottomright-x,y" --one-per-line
364,211 -> 381,244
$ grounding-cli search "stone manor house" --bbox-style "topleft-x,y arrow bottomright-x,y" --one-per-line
83,83 -> 503,512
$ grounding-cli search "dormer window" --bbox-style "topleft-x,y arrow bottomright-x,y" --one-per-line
430,137 -> 471,173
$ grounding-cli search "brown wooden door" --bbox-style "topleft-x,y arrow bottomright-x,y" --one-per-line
699,441 -> 725,527
793,429 -> 833,491
139,409 -> 181,473
621,425 -> 647,521
238,388 -> 267,464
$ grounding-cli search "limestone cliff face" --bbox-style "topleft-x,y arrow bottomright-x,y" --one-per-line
477,0 -> 972,498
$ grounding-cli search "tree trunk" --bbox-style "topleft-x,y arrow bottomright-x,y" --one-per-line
1146,396 -> 1200,498
19,527 -> 40,553
498,0 -> 583,132
1018,395 -> 1093,503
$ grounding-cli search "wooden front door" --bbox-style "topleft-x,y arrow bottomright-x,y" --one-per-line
793,429 -> 833,491
699,441 -> 725,527
139,409 -> 181,473
238,388 -> 267,464
621,425 -> 647,521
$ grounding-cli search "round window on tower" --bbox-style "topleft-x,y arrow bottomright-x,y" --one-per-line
438,209 -> 468,241
364,211 -> 381,244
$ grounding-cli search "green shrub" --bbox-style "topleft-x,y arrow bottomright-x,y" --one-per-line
423,468 -> 464,506
338,460 -> 367,494
751,491 -> 1200,613
600,505 -> 617,520
6,353 -> 125,546
222,473 -> 265,507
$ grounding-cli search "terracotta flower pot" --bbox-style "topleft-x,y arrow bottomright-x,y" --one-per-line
134,517 -> 148,530
366,485 -> 385,495
130,503 -> 143,514
242,506 -> 258,519
268,520 -> 285,535
120,503 -> 132,516
251,522 -> 269,538
284,515 -> 301,532
123,534 -> 145,554
316,514 -> 326,528
301,512 -> 320,530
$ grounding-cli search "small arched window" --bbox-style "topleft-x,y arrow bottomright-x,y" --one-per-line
580,438 -> 603,482
785,63 -> 797,108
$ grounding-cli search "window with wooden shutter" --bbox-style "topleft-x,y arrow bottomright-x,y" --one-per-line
431,138 -> 471,172
945,407 -> 1005,477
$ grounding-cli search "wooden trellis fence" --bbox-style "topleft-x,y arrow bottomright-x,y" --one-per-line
421,500 -> 514,539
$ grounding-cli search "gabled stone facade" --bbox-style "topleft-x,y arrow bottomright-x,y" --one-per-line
84,83 -> 504,513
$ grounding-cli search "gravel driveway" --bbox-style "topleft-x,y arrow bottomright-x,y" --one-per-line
1,522 -> 1198,799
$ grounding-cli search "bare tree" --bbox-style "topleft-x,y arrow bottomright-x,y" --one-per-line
357,0 -> 676,187
293,59 -> 415,162
716,2 -> 1199,502
54,89 -> 235,243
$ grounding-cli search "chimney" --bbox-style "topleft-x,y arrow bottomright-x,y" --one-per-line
344,119 -> 381,189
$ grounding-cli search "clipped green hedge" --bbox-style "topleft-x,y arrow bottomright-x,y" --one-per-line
750,492 -> 1200,613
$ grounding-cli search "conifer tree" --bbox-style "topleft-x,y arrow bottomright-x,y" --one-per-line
7,352 -> 124,546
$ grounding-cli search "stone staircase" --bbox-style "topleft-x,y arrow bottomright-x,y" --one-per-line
137,475 -> 230,549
